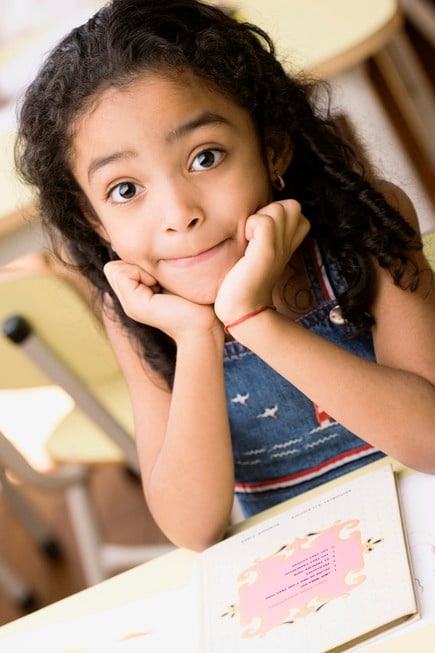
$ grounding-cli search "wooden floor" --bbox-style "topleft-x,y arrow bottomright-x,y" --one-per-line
1,19 -> 434,630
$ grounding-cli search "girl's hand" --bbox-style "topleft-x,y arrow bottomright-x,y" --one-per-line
215,200 -> 310,324
103,260 -> 220,341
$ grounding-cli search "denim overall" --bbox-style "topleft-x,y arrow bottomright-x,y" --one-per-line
223,239 -> 385,517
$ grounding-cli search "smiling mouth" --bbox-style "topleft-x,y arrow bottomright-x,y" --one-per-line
162,240 -> 226,268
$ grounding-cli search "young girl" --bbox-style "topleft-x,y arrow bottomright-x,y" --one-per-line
15,0 -> 435,550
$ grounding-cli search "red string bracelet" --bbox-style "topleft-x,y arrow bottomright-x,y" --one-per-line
224,305 -> 276,334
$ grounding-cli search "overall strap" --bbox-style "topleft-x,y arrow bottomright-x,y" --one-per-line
301,238 -> 346,306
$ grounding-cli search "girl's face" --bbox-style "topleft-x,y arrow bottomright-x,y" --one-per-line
72,71 -> 278,304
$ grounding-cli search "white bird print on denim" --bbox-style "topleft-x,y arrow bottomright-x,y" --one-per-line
257,405 -> 279,419
231,392 -> 249,407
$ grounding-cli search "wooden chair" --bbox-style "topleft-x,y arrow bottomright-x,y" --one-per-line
0,256 -> 139,470
0,255 -> 172,603
0,434 -> 93,610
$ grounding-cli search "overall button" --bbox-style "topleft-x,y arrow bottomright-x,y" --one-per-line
329,305 -> 345,325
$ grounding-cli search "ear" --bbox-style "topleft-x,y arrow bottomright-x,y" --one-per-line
265,133 -> 293,182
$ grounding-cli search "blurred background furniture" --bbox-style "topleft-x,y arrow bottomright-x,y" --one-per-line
237,0 -> 435,235
0,427 -> 171,592
400,0 -> 435,49
370,1 -> 435,169
1,435 -> 93,609
0,0 -> 101,264
0,254 -> 173,599
0,255 -> 138,470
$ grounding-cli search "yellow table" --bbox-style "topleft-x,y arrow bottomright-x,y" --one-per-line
235,0 -> 400,76
0,458 -> 434,651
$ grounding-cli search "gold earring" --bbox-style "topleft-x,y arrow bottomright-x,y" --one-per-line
272,171 -> 285,192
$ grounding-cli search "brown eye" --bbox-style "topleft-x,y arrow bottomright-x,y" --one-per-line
191,149 -> 224,171
109,181 -> 143,203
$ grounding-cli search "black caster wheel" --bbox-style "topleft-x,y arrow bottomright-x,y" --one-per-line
18,592 -> 38,613
124,466 -> 141,482
40,538 -> 63,561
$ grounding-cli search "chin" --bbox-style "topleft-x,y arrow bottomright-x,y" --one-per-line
180,285 -> 219,306
189,291 -> 218,306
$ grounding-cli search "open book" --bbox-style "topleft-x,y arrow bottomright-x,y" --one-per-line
200,463 -> 419,652
1,463 -> 421,652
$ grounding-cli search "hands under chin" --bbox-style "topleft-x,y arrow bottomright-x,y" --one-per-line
103,260 -> 221,341
102,199 -> 309,340
214,199 -> 310,325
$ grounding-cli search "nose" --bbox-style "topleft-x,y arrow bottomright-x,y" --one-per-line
159,178 -> 205,233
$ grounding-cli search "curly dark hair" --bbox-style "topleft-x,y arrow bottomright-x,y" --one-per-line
15,0 -> 421,388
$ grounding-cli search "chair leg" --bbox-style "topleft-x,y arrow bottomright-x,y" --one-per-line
0,558 -> 37,611
0,432 -> 173,588
330,63 -> 435,234
64,481 -> 107,586
65,481 -> 174,585
0,468 -> 59,554
400,0 -> 435,48
373,29 -> 435,171
5,327 -> 141,475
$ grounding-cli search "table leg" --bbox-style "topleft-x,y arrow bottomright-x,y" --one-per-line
330,63 -> 435,234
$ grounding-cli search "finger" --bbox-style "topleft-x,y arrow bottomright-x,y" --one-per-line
246,199 -> 301,240
103,261 -> 159,319
265,201 -> 310,252
245,201 -> 301,248
104,260 -> 159,291
257,199 -> 301,222
244,213 -> 275,243
244,207 -> 310,270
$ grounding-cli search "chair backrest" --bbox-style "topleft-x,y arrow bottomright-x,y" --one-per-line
0,261 -> 121,390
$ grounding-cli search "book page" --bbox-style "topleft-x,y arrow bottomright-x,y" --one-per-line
398,472 -> 435,624
359,470 -> 435,651
200,464 -> 417,653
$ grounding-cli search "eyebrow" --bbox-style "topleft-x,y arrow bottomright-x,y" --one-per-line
86,112 -> 231,181
87,150 -> 137,182
165,111 -> 231,143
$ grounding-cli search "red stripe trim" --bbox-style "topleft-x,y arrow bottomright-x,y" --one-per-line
234,444 -> 376,493
309,239 -> 333,302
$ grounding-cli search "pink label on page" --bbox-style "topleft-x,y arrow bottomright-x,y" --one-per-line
221,519 -> 382,638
